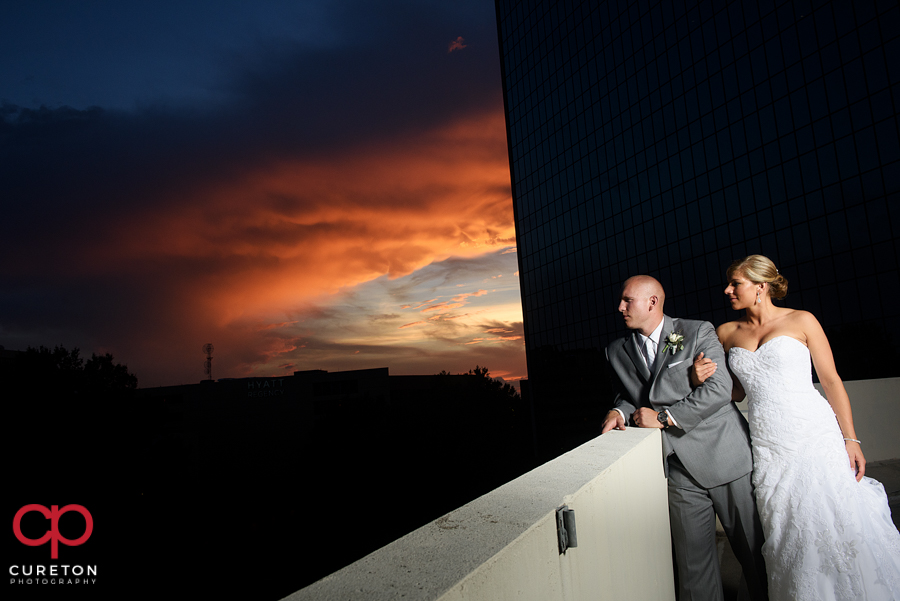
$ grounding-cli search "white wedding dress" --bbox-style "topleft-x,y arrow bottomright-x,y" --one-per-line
729,336 -> 900,600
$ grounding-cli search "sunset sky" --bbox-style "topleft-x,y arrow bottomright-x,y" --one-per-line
0,0 -> 526,387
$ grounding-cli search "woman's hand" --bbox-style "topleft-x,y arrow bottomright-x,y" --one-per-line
845,440 -> 866,481
690,352 -> 717,388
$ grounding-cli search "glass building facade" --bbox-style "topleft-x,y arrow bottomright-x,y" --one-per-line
496,0 -> 900,455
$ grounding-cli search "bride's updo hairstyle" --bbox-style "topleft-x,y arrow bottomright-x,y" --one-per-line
727,254 -> 788,300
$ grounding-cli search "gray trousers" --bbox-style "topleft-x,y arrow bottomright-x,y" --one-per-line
667,454 -> 768,601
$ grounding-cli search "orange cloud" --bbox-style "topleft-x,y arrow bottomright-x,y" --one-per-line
7,108 -> 521,387
422,302 -> 464,313
405,299 -> 439,310
409,289 -> 489,315
466,335 -> 522,345
448,36 -> 467,53
451,289 -> 487,302
257,320 -> 299,330
83,112 -> 512,327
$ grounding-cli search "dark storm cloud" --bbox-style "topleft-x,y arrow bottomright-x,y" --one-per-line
1,0 -> 501,263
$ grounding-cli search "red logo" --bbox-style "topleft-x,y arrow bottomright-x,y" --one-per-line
13,504 -> 93,558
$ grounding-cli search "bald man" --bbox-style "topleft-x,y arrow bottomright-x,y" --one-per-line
602,276 -> 768,601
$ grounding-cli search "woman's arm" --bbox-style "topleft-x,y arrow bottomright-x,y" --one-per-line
690,322 -> 746,402
800,311 -> 865,481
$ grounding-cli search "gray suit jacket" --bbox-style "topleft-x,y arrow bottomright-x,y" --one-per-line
606,315 -> 753,488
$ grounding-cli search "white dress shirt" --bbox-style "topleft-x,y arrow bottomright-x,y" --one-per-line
638,319 -> 665,371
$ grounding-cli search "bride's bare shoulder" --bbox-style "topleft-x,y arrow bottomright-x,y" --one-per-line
781,308 -> 820,327
716,320 -> 741,341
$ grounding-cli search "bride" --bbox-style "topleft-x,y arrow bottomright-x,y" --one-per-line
692,254 -> 900,600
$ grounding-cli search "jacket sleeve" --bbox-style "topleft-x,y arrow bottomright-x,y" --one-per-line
664,321 -> 733,432
606,345 -> 637,421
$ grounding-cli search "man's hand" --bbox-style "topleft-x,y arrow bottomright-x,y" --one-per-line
690,352 -> 716,388
601,409 -> 626,433
633,407 -> 665,429
845,440 -> 866,481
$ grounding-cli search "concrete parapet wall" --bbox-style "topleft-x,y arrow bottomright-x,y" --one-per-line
822,377 -> 900,462
282,428 -> 674,601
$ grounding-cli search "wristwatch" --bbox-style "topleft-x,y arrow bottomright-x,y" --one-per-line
657,410 -> 670,430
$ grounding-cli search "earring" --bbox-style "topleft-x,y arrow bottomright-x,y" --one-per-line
756,291 -> 761,304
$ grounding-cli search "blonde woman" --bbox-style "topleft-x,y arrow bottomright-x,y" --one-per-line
692,254 -> 900,601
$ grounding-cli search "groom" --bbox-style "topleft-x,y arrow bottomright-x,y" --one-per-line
601,275 -> 767,601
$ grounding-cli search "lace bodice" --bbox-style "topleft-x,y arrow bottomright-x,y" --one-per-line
729,336 -> 814,397
729,336 -> 839,451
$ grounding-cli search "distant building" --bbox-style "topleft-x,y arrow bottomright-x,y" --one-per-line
137,368 -> 393,452
134,367 -> 460,419
495,0 -> 900,456
136,367 -> 529,470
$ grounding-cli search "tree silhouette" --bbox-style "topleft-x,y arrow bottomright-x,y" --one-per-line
465,364 -> 521,404
8,345 -> 137,400
84,351 -> 139,393
5,346 -> 139,595
6,345 -> 138,490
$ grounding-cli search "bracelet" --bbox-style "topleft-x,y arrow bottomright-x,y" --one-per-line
843,437 -> 861,445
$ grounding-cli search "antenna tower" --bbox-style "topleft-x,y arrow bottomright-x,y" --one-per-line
203,343 -> 214,380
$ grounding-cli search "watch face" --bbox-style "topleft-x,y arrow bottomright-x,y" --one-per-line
658,411 -> 667,425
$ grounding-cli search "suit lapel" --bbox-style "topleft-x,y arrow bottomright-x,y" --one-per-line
625,332 -> 652,381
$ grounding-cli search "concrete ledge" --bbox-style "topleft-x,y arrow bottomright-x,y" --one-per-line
282,428 -> 674,601
821,378 -> 900,463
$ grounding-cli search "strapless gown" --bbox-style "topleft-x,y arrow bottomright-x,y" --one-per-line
729,336 -> 900,600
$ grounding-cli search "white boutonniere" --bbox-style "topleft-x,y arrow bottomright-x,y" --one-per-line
662,330 -> 684,355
